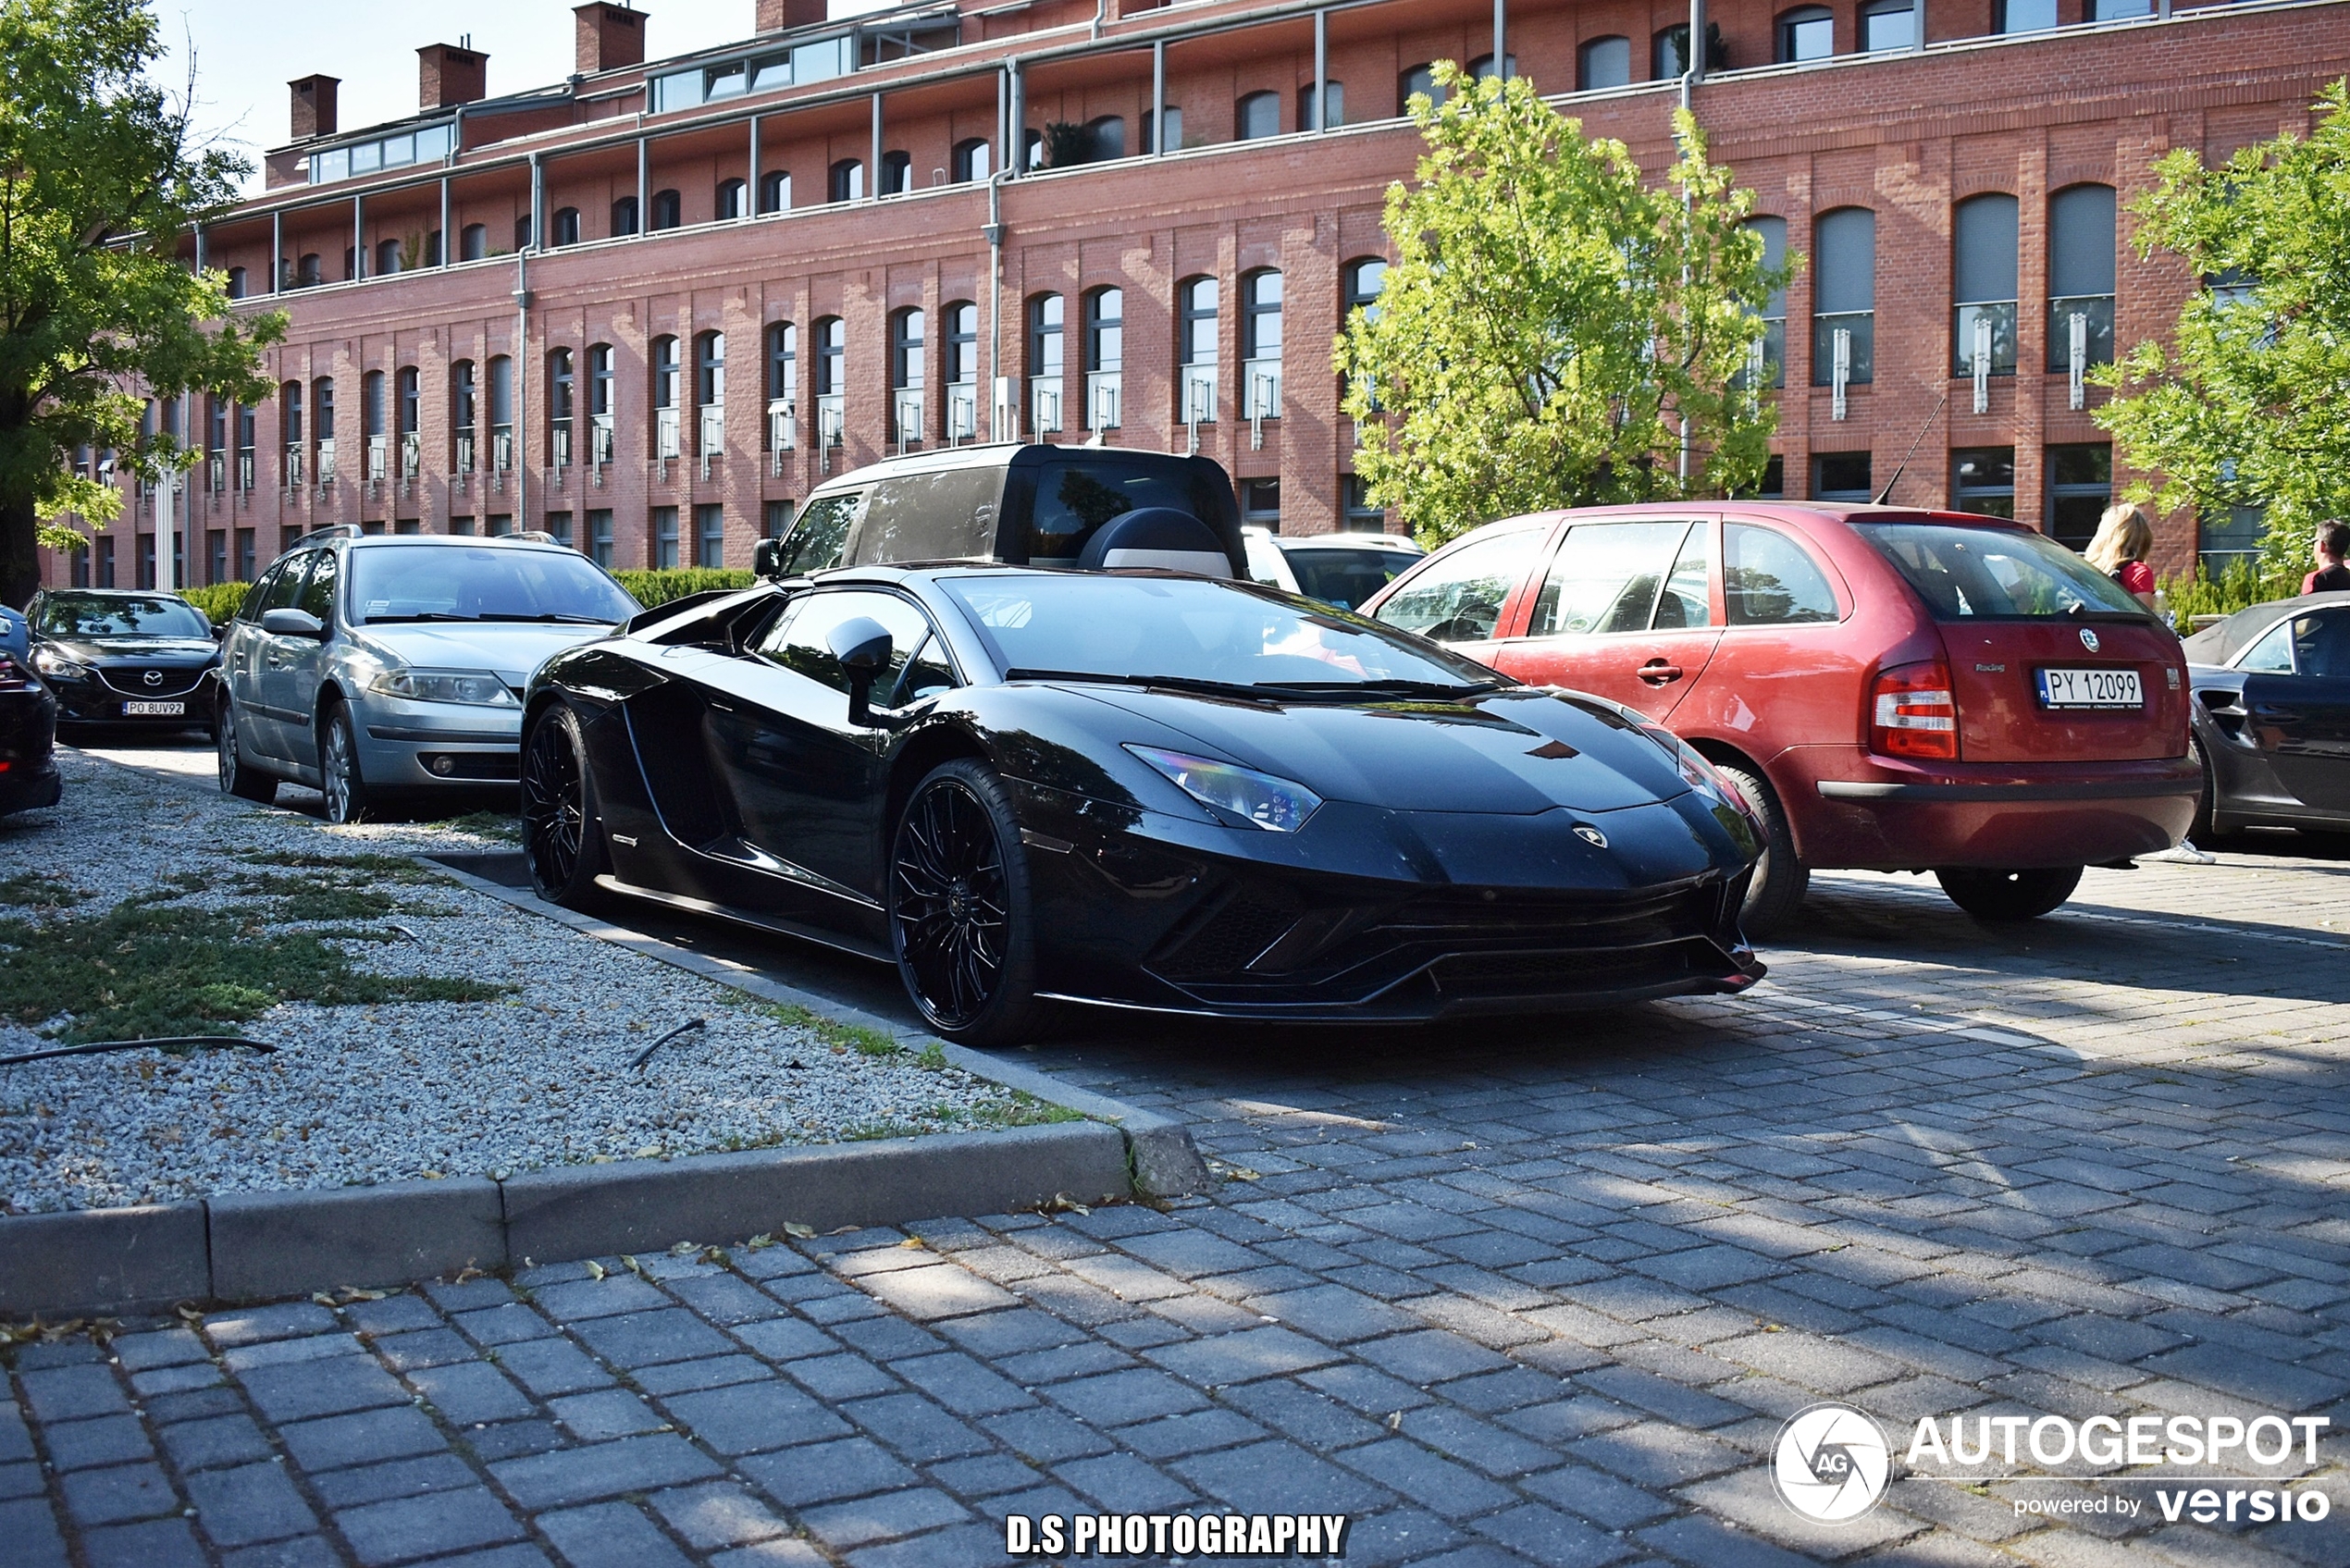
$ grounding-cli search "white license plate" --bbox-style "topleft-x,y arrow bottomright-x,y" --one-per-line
2036,667 -> 2142,710
121,700 -> 186,717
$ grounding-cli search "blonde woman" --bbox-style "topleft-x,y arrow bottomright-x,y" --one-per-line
2084,504 -> 2157,606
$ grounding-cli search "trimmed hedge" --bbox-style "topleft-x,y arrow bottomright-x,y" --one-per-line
174,568 -> 756,626
611,567 -> 755,608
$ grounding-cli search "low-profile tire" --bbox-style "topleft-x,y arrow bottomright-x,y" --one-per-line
888,759 -> 1042,1047
1716,761 -> 1808,938
1935,865 -> 2084,921
317,700 -> 377,825
216,698 -> 278,805
521,703 -> 612,909
2188,735 -> 2217,843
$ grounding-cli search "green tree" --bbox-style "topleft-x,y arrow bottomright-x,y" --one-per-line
1,0 -> 283,606
1336,65 -> 1787,546
2095,80 -> 2350,571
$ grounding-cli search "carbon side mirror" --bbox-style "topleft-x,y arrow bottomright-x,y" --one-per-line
753,537 -> 787,581
827,615 -> 894,727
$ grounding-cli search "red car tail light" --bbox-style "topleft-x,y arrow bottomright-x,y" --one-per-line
1871,660 -> 1959,761
0,655 -> 29,692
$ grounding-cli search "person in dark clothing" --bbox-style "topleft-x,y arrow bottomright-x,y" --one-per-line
2304,521 -> 2350,595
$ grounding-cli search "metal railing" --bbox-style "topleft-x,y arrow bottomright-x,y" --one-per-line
1086,372 -> 1121,431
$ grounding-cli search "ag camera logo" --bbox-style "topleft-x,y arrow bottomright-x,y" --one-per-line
1774,1402 -> 1891,1523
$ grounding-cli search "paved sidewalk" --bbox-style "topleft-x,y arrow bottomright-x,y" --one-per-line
5,808 -> 2348,1566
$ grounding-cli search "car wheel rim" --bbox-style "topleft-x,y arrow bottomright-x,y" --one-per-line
893,779 -> 1008,1029
323,720 -> 352,821
216,710 -> 236,789
521,721 -> 584,889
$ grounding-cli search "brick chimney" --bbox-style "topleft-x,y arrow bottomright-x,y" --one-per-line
757,0 -> 827,32
418,43 -> 489,110
289,75 -> 340,141
575,3 -> 646,75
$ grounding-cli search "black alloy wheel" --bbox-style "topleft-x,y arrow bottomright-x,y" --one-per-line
888,759 -> 1040,1046
216,698 -> 278,805
521,704 -> 610,907
1935,865 -> 2084,921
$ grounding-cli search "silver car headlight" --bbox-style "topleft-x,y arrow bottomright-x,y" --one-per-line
369,668 -> 519,707
32,647 -> 91,679
1126,745 -> 1323,833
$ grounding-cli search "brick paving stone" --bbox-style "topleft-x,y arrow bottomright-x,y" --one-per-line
798,1485 -> 970,1549
333,1486 -> 526,1567
646,1479 -> 792,1549
480,1340 -> 612,1400
369,1330 -> 479,1374
81,1514 -> 209,1568
489,1433 -> 724,1512
568,1309 -> 736,1369
218,1535 -> 343,1568
407,1364 -> 536,1426
842,1393 -> 994,1463
276,1404 -> 449,1472
19,1364 -> 130,1424
1042,1367 -> 1210,1426
310,1453 -> 480,1510
40,1414 -> 152,1471
204,1306 -> 337,1348
536,1500 -> 696,1568
236,1356 -> 409,1426
660,1380 -> 849,1456
181,1463 -> 318,1548
546,1389 -> 666,1440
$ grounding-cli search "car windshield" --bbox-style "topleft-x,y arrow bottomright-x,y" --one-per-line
1853,521 -> 2152,621
942,573 -> 1506,695
36,594 -> 212,638
347,545 -> 638,626
1282,546 -> 1419,611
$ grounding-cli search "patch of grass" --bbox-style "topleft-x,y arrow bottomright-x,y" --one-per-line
428,811 -> 523,845
231,876 -> 400,922
732,996 -> 907,1058
0,899 -> 514,1043
238,850 -> 451,885
0,874 -> 82,909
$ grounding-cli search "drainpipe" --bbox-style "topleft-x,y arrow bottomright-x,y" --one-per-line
985,168 -> 1007,439
1090,0 -> 1107,40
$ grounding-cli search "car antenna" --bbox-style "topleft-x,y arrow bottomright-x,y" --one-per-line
1872,390 -> 1949,507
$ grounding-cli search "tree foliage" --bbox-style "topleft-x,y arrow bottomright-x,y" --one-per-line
2095,80 -> 2350,569
0,0 -> 284,605
1336,66 -> 1787,546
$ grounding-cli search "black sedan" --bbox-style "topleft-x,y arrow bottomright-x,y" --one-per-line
521,566 -> 1767,1044
27,589 -> 222,733
2183,591 -> 2350,838
0,648 -> 62,816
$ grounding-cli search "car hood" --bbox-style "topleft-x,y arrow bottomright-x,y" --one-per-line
349,623 -> 616,685
46,636 -> 218,664
1067,684 -> 1689,814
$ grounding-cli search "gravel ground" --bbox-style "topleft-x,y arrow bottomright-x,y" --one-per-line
0,751 -> 1045,1215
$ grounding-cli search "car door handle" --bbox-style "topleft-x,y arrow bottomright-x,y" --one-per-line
1637,661 -> 1685,685
2252,704 -> 2304,723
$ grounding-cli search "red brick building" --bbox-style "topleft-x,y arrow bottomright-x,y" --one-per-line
44,0 -> 2350,589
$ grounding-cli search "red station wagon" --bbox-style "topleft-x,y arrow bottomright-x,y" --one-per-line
1362,503 -> 2198,931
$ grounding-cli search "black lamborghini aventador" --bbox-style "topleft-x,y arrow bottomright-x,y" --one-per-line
520,566 -> 1767,1043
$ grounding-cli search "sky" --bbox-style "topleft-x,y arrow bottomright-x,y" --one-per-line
147,0 -> 893,193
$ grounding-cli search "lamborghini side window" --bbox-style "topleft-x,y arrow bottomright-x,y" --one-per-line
888,633 -> 958,707
755,589 -> 940,697
776,492 -> 863,574
2237,619 -> 2296,674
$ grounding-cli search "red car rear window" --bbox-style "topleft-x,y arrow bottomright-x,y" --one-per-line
1852,521 -> 2151,622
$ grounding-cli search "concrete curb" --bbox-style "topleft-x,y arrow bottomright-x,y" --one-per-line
426,856 -> 1212,1202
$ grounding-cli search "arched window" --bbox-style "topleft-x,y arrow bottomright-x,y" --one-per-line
716,179 -> 746,219
375,238 -> 402,275
549,350 -> 575,467
2047,184 -> 2117,375
815,317 -> 846,397
829,159 -> 863,203
759,170 -> 789,214
297,253 -> 322,287
1578,36 -> 1631,90
1861,0 -> 1915,51
227,266 -> 248,299
586,345 -> 614,463
1778,6 -> 1834,60
280,381 -> 303,452
1242,269 -> 1283,420
1744,217 -> 1787,388
694,332 -> 725,455
767,324 -> 797,403
880,151 -> 912,195
551,207 -> 581,246
649,190 -> 681,230
1087,117 -> 1126,160
451,359 -> 477,470
487,355 -> 514,470
514,216 -> 533,251
363,370 -> 385,438
397,368 -> 419,438
1142,105 -> 1182,153
890,310 -> 924,393
943,302 -> 979,441
1022,129 -> 1045,172
1342,257 -> 1389,325
1952,194 -> 2019,376
1027,293 -> 1064,433
611,196 -> 639,237
952,139 -> 991,182
426,229 -> 443,266
1179,275 -> 1218,423
1083,287 -> 1122,430
1236,92 -> 1280,141
1399,63 -> 1438,115
650,336 -> 682,459
313,377 -> 333,443
1467,53 -> 1514,80
461,224 -> 488,261
1812,207 -> 1875,387
1297,81 -> 1342,130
